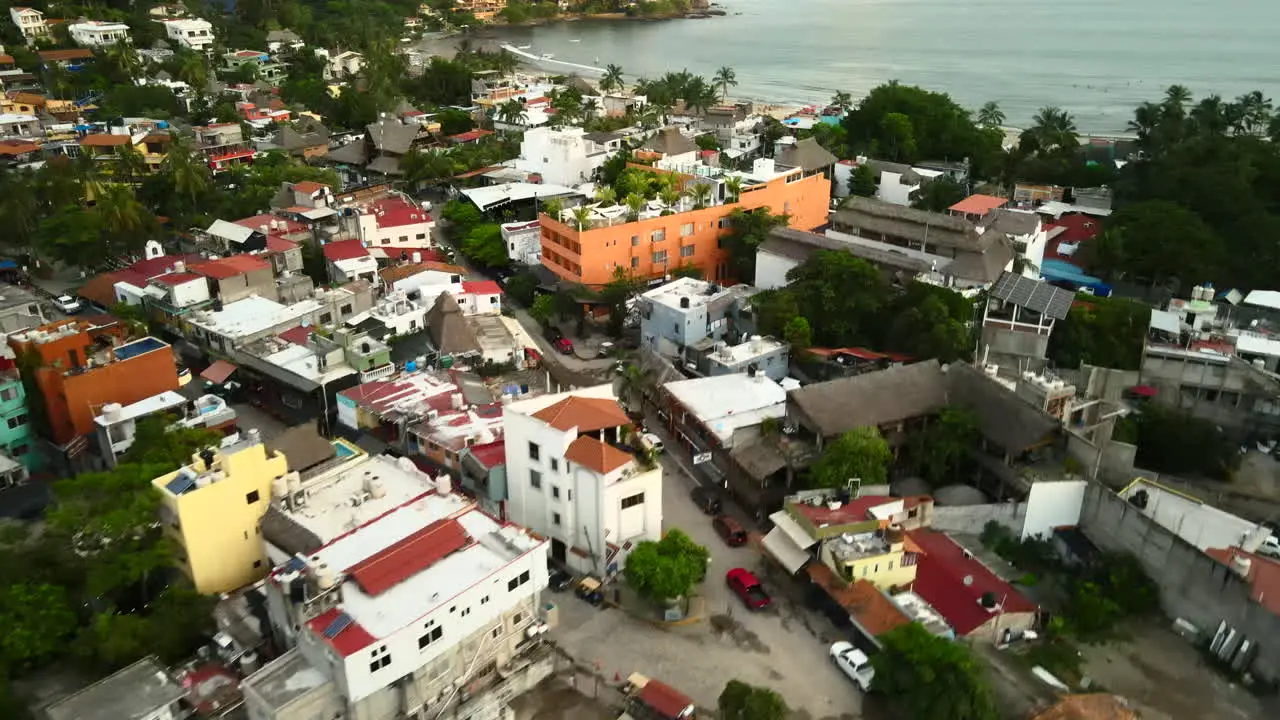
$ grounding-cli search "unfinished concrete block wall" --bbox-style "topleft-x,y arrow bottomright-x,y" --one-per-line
1079,482 -> 1280,681
930,502 -> 1026,536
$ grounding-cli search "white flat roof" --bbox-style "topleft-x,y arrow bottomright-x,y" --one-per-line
461,182 -> 578,211
1119,478 -> 1262,552
1035,200 -> 1112,219
663,373 -> 786,444
94,390 -> 188,426
311,494 -> 541,638
1243,290 -> 1280,311
715,337 -> 786,366
1148,308 -> 1181,335
262,343 -> 357,384
280,455 -> 439,545
187,295 -> 321,339
1235,331 -> 1280,358
642,276 -> 728,311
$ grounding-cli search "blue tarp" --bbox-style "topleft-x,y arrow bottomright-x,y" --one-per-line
0,260 -> 17,270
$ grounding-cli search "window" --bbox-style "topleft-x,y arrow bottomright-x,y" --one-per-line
679,222 -> 694,237
568,490 -> 573,501
461,607 -> 471,617
512,612 -> 523,625
481,595 -> 490,604
254,559 -> 263,568
416,233 -> 427,240
410,320 -> 417,331
246,490 -> 260,504
10,443 -> 28,457
862,565 -> 868,577
7,415 -> 27,429
652,250 -> 668,264
888,561 -> 894,571
528,442 -> 540,460
491,626 -> 503,639
552,485 -> 560,499
507,569 -> 531,591
530,469 -> 542,489
553,512 -> 561,526
550,458 -> 559,472
631,257 -> 639,268
651,229 -> 665,243
0,387 -> 16,402
381,237 -> 390,245
399,235 -> 409,243
369,646 -> 391,672
621,492 -> 645,509
718,217 -> 730,229
319,312 -> 332,324
340,304 -> 352,315
631,235 -> 640,246
680,245 -> 695,258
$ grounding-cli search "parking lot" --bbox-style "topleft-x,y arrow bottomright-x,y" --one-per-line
547,451 -> 864,719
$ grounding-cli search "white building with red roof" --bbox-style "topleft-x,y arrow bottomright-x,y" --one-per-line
246,454 -> 551,718
322,238 -> 378,284
355,193 -> 434,256
503,385 -> 663,575
456,280 -> 503,316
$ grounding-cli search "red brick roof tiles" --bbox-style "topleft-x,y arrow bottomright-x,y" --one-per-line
532,395 -> 630,433
906,529 -> 1036,635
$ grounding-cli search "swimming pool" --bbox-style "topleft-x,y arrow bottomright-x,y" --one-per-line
114,337 -> 167,361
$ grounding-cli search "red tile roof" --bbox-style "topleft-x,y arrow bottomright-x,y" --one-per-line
1044,213 -> 1105,264
323,238 -> 370,261
468,440 -> 506,469
265,235 -> 298,252
278,325 -> 313,346
346,517 -> 473,596
1206,547 -> 1280,616
0,139 -> 39,156
0,55 -> 14,66
636,679 -> 694,720
305,607 -> 378,657
532,395 -> 630,433
907,529 -> 1036,635
190,254 -> 271,279
461,280 -> 502,295
367,196 -> 432,229
447,129 -> 495,144
949,194 -> 1008,217
792,494 -> 898,529
291,181 -> 328,195
807,565 -> 911,636
233,213 -> 307,236
39,48 -> 94,62
150,271 -> 203,286
564,435 -> 632,475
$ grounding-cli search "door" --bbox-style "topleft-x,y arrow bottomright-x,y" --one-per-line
551,538 -> 566,563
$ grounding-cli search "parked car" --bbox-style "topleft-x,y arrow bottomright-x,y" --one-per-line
596,341 -> 615,358
726,568 -> 771,610
690,486 -> 722,515
640,432 -> 664,453
544,325 -> 564,342
830,641 -> 875,691
53,294 -> 81,314
1259,535 -> 1280,560
576,576 -> 605,606
177,367 -> 192,386
548,567 -> 574,592
713,515 -> 748,547
554,337 -> 575,355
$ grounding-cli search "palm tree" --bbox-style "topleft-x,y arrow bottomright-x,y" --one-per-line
542,197 -> 564,221
684,76 -> 716,116
161,134 -> 210,206
177,51 -> 209,92
659,187 -> 681,211
685,182 -> 712,209
830,91 -> 854,114
1190,95 -> 1230,137
114,144 -> 148,185
1028,106 -> 1077,154
616,363 -> 652,412
105,40 -> 141,81
402,147 -> 456,187
74,152 -> 103,202
495,50 -> 520,78
495,99 -> 527,129
600,64 -> 624,94
624,192 -> 646,221
1127,101 -> 1163,150
1163,84 -> 1193,118
94,184 -> 148,250
724,176 -> 743,203
581,98 -> 599,124
572,206 -> 592,231
713,66 -> 737,102
1234,90 -> 1273,135
977,101 -> 1005,129
595,186 -> 617,206
0,170 -> 40,250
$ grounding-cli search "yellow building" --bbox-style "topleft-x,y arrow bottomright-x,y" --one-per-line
818,526 -> 919,591
153,435 -> 290,594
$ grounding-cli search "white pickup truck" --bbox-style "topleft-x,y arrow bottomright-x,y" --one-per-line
830,641 -> 875,691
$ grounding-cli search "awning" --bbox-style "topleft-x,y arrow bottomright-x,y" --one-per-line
762,526 -> 811,575
201,359 -> 238,384
768,510 -> 818,550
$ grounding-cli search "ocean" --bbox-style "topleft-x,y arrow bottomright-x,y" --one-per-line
486,0 -> 1280,134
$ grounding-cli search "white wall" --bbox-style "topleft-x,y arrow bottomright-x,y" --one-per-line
457,291 -> 502,316
169,278 -> 211,308
516,127 -> 612,187
877,171 -> 920,207
358,214 -> 434,251
392,270 -> 462,297
1021,479 -> 1087,540
753,249 -> 801,291
502,221 -> 541,266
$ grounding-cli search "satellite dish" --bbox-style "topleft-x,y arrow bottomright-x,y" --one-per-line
963,575 -> 974,587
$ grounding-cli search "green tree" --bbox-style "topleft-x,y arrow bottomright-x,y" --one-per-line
600,63 -> 624,93
976,101 -> 1005,129
808,427 -> 891,490
843,82 -> 999,175
599,267 -> 642,337
122,416 -> 221,466
1022,106 -> 1079,156
880,112 -> 918,162
460,223 -> 510,268
782,316 -> 811,351
722,208 -> 789,281
504,271 -> 539,306
871,623 -> 999,720
1133,405 -> 1240,480
670,263 -> 703,279
718,679 -> 788,720
624,529 -> 709,601
785,250 -> 888,347
1088,200 -> 1223,285
495,98 -> 528,128
713,65 -> 737,101
529,294 -> 556,325
1046,294 -> 1148,371
830,91 -> 854,114
911,176 -> 968,212
848,163 -> 878,197
0,582 -> 77,671
883,282 -> 973,362
910,406 -> 979,486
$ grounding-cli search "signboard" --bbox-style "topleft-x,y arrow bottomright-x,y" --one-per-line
693,452 -> 712,465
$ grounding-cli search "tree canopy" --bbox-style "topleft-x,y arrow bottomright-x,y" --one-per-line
808,427 -> 891,490
1046,294 -> 1148,371
718,679 -> 788,720
625,529 -> 709,601
871,623 -> 1000,720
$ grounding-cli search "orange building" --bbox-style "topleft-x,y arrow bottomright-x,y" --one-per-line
8,320 -> 179,448
539,164 -> 831,287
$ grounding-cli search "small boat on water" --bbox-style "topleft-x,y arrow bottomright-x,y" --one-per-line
569,39 -> 581,43
541,53 -> 555,60
516,44 -> 532,50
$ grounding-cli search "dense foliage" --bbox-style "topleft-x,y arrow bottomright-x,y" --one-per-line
1046,294 -> 1149,371
718,679 -> 788,720
807,427 -> 891,490
624,529 -> 709,601
909,406 -> 980,487
1132,405 -> 1241,480
871,623 -> 999,720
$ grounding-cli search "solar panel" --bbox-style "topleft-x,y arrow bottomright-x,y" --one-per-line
990,272 -> 1073,320
322,612 -> 354,639
283,556 -> 306,573
165,473 -> 196,495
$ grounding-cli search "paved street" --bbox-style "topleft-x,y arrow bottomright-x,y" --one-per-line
548,451 -> 864,719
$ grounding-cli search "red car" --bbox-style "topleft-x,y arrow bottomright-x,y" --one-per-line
554,337 -> 574,355
726,568 -> 771,610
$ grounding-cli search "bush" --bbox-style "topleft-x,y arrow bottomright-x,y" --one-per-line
624,529 -> 708,601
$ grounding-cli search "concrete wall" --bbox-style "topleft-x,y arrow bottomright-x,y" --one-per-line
1078,363 -> 1140,402
1021,480 -> 1086,540
930,502 -> 1026,536
1079,482 -> 1280,681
